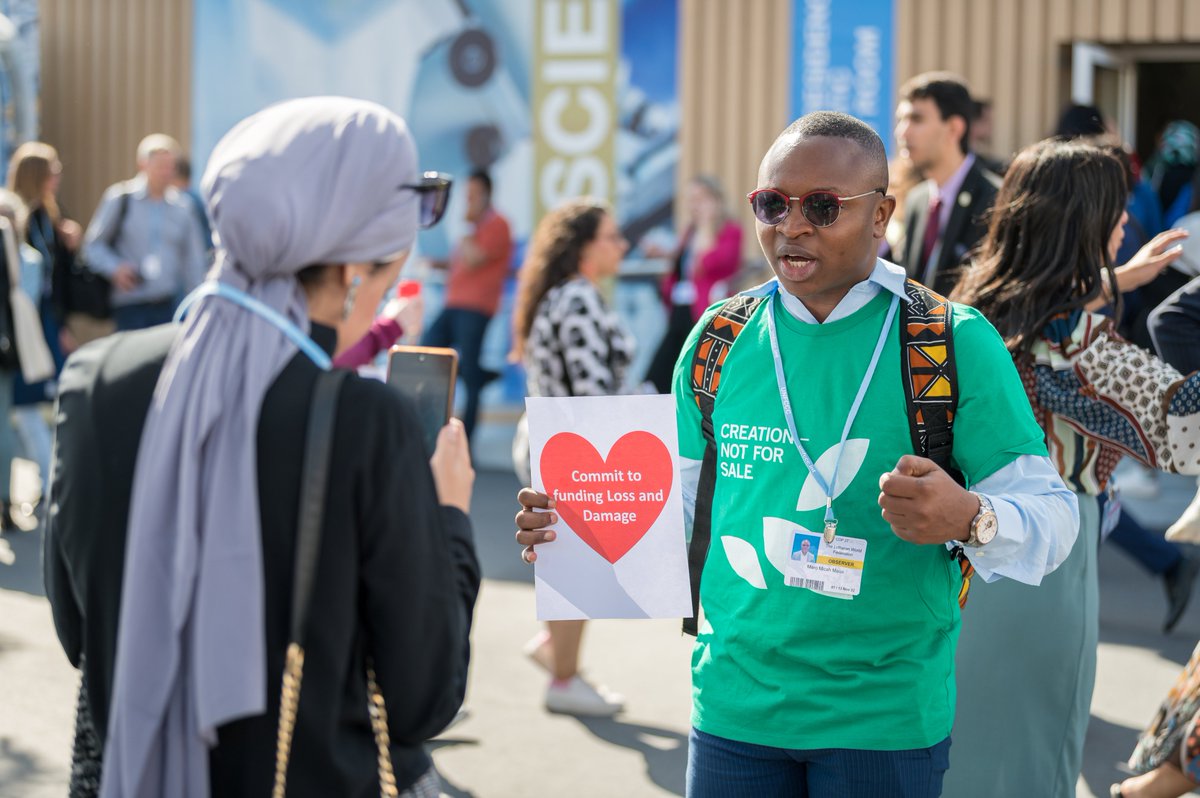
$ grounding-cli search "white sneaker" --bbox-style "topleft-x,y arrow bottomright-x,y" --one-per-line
545,676 -> 625,717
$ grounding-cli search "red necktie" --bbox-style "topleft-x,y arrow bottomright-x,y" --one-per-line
920,194 -> 943,278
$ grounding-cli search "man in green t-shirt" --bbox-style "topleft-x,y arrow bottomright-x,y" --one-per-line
516,112 -> 1078,797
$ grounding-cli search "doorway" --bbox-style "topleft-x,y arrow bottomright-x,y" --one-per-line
1136,60 -> 1200,164
1072,43 -> 1200,163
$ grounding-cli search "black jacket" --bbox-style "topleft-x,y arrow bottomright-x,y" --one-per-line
900,157 -> 1002,296
44,322 -> 480,796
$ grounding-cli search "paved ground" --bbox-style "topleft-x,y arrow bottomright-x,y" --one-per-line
4,448 -> 1200,797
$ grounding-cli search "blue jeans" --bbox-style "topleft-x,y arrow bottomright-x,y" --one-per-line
686,728 -> 951,798
421,307 -> 495,442
114,299 -> 177,332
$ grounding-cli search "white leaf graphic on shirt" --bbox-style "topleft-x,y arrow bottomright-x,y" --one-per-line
762,517 -> 817,575
721,536 -> 767,590
795,439 -> 871,512
699,617 -> 714,636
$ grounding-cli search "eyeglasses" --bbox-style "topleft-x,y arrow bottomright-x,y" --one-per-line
747,187 -> 885,228
400,172 -> 453,228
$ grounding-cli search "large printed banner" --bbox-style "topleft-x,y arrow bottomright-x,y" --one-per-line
192,0 -> 677,258
791,0 -> 895,155
533,1 -> 618,221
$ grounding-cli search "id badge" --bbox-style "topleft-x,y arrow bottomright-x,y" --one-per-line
141,254 -> 162,281
785,529 -> 866,597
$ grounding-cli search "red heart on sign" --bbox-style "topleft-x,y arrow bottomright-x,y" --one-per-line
540,431 -> 673,564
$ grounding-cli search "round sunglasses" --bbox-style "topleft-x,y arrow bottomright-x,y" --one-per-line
400,171 -> 454,228
747,187 -> 885,228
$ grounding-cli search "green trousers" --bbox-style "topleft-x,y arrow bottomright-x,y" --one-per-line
943,492 -> 1099,798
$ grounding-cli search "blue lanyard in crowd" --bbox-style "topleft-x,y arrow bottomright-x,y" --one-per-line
764,284 -> 899,543
174,281 -> 333,371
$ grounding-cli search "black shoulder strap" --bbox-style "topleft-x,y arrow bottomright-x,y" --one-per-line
683,292 -> 767,636
899,279 -> 962,485
290,369 -> 350,645
106,191 -> 131,251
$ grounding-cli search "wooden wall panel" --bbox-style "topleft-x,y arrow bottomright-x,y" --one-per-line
1075,0 -> 1101,38
965,0 -> 994,101
1045,0 -> 1076,138
1127,0 -> 1157,41
679,0 -> 791,260
1101,0 -> 1128,39
1185,0 -> 1200,38
1155,0 -> 1183,40
943,0 -> 968,77
1018,0 -> 1049,143
40,0 -> 193,224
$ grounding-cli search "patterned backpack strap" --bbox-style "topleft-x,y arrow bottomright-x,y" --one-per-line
900,279 -> 961,482
683,292 -> 768,636
899,279 -> 973,608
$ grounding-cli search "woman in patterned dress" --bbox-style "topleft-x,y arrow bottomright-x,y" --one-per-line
510,198 -> 633,717
948,137 -> 1200,798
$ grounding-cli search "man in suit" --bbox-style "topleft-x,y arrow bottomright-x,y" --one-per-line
895,73 -> 1002,296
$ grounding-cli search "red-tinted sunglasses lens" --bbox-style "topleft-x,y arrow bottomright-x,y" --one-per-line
801,192 -> 843,227
749,190 -> 790,225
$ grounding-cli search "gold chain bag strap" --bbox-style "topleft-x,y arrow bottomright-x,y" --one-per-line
272,369 -> 399,798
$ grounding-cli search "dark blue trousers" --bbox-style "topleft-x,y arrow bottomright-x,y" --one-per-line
114,299 -> 177,332
1101,493 -> 1183,575
421,306 -> 494,442
686,727 -> 951,798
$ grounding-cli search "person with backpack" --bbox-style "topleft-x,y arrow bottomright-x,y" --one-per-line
81,134 -> 208,331
515,111 -> 1078,797
950,138 -> 1200,798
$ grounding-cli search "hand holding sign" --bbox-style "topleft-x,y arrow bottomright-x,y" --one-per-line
523,395 -> 691,620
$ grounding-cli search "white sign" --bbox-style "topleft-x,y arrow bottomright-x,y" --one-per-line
527,394 -> 691,620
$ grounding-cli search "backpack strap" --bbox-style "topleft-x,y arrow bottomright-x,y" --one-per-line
899,278 -> 974,607
106,190 -> 132,251
900,278 -> 962,482
683,292 -> 768,636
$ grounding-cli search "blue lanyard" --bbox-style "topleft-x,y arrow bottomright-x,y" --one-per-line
764,285 -> 899,542
174,282 -> 333,371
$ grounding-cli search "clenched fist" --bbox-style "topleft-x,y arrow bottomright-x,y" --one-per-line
878,455 -> 978,545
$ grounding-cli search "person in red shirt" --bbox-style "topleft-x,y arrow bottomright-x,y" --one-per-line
422,170 -> 514,442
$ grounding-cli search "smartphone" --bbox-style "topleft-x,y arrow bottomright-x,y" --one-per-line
386,345 -> 458,454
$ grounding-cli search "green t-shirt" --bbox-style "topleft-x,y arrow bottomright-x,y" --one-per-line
673,289 -> 1047,750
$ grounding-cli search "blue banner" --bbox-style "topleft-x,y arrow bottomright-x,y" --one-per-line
791,0 -> 894,155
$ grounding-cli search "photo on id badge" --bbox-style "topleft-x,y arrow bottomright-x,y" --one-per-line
785,528 -> 867,597
790,533 -> 821,565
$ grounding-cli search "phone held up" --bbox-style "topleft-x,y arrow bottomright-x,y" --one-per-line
386,345 -> 458,455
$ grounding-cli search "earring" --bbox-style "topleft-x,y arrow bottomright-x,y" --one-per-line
342,275 -> 362,321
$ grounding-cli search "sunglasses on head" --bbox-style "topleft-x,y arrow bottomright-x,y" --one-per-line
400,171 -> 453,228
747,187 -> 885,228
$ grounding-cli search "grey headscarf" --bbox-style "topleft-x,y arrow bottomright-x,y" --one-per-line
100,97 -> 421,798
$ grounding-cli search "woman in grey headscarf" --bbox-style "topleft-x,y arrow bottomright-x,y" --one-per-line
44,97 -> 480,798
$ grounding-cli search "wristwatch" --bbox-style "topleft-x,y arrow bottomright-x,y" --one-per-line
964,492 -> 998,547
